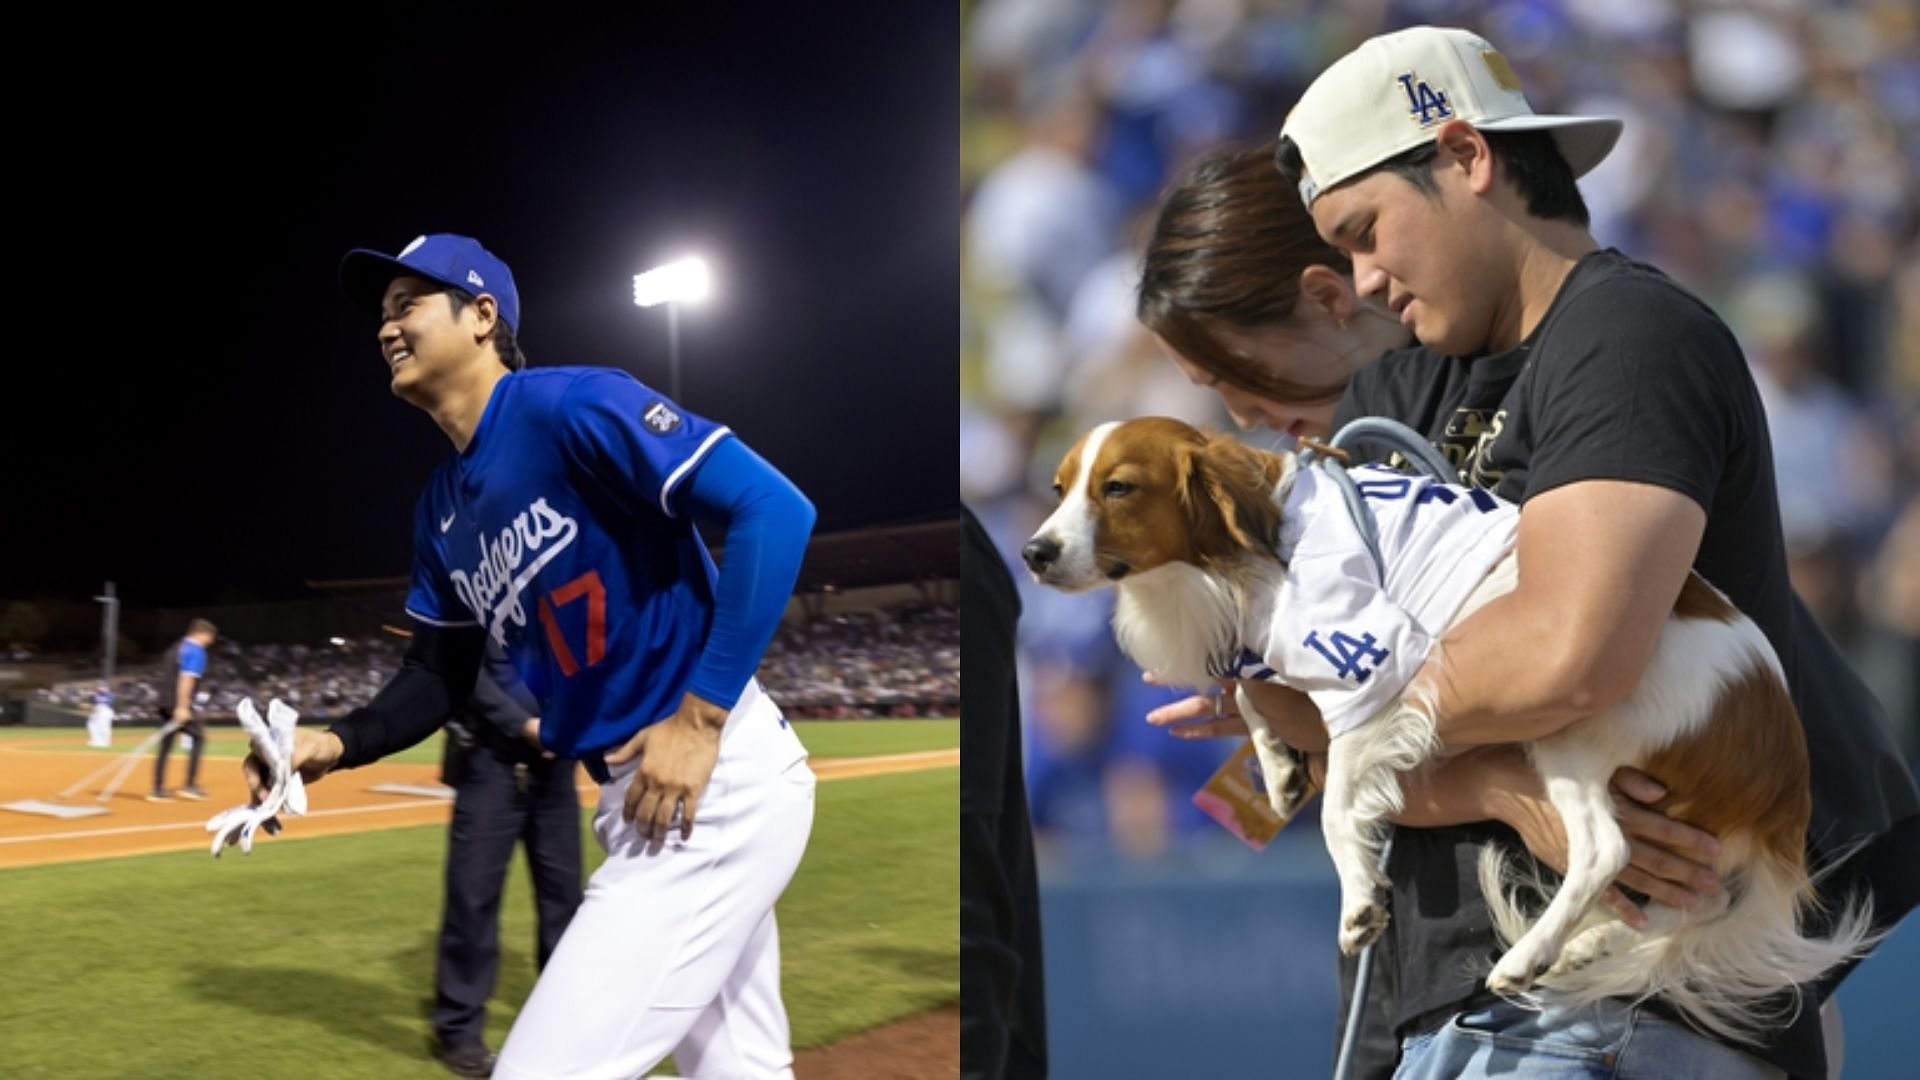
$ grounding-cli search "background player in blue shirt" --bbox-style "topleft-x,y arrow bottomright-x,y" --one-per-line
250,234 -> 819,1078
151,618 -> 216,801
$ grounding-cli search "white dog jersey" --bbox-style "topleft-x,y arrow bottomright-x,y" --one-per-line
1230,463 -> 1520,736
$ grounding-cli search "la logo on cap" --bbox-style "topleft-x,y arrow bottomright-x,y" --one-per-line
1397,72 -> 1453,127
1280,27 -> 1622,210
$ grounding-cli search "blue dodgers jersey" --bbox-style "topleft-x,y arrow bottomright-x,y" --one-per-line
402,367 -> 732,757
179,640 -> 207,677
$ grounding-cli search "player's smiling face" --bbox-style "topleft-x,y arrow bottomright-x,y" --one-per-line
378,275 -> 478,403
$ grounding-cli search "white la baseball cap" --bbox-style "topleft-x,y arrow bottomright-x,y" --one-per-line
1281,26 -> 1623,209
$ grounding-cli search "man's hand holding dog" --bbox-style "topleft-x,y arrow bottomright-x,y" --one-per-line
1147,679 -> 1723,926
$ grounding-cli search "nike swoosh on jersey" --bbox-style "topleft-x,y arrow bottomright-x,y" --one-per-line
440,512 -> 457,533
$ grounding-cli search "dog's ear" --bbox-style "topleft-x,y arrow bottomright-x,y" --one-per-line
1181,434 -> 1281,559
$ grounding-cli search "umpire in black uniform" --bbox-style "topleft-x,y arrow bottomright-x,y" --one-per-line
433,640 -> 585,1077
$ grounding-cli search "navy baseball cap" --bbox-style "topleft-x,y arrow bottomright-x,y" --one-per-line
339,233 -> 521,333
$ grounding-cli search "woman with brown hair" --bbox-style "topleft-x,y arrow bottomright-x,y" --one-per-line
1136,139 -> 1411,441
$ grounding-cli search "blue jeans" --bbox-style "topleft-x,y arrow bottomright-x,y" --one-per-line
1395,1000 -> 1785,1080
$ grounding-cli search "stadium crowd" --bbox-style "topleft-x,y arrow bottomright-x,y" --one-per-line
961,0 -> 1920,857
39,636 -> 408,720
37,604 -> 959,721
759,605 -> 962,718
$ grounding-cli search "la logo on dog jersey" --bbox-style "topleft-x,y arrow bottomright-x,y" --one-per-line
1397,72 -> 1452,127
642,401 -> 682,435
1304,630 -> 1390,684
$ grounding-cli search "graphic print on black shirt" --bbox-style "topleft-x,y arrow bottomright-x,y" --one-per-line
1441,406 -> 1504,489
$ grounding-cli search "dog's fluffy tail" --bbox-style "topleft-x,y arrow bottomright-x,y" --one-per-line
1477,840 -> 1879,1046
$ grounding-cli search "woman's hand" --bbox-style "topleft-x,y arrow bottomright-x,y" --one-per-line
1142,675 -> 1328,755
1143,674 -> 1247,739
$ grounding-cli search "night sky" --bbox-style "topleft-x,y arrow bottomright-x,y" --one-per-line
9,7 -> 957,608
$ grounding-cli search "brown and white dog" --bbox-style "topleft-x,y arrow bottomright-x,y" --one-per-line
1022,416 -> 1873,1045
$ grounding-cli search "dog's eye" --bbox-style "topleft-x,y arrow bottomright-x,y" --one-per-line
1050,481 -> 1063,499
1103,479 -> 1134,498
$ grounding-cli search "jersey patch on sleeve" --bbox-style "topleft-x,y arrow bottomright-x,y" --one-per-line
642,401 -> 683,435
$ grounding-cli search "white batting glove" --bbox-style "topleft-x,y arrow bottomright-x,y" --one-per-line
206,698 -> 307,857
204,804 -> 284,855
267,698 -> 309,816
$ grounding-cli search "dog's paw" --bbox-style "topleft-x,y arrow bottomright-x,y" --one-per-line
1264,773 -> 1312,819
1268,756 -> 1313,819
1250,737 -> 1308,818
1265,787 -> 1292,818
1281,764 -> 1310,806
1543,953 -> 1591,980
1338,899 -> 1390,955
1545,926 -> 1616,978
1486,951 -> 1553,996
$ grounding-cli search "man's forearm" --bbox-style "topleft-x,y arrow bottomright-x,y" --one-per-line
174,673 -> 197,715
468,661 -> 534,742
1420,593 -> 1597,747
1388,745 -> 1533,828
327,624 -> 484,768
1301,744 -> 1533,831
1427,481 -> 1707,748
328,666 -> 457,768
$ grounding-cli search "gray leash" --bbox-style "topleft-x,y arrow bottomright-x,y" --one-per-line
1330,415 -> 1459,483
1302,417 -> 1456,1080
1295,417 -> 1458,580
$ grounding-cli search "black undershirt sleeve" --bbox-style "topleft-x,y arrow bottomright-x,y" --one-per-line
326,621 -> 486,768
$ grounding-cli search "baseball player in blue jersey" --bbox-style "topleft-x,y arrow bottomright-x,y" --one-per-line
250,233 -> 819,1078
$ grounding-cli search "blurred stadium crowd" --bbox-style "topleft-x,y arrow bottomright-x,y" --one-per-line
39,636 -> 407,720
759,606 -> 962,717
960,0 -> 1920,859
36,604 -> 959,722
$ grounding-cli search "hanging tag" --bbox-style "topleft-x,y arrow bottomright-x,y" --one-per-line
1192,737 -> 1319,851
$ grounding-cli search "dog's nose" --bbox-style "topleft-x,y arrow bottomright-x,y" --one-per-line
1022,536 -> 1060,573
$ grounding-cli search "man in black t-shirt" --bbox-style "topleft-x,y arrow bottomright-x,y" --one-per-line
1253,24 -> 1920,1080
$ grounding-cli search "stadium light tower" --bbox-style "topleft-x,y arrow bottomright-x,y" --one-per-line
632,256 -> 713,403
94,581 -> 119,681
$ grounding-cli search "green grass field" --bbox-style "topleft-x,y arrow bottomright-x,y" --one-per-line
0,760 -> 956,1078
0,718 -> 957,767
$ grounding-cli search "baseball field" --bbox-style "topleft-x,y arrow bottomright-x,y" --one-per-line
0,719 -> 958,1078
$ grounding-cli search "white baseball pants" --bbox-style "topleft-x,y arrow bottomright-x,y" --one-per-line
494,681 -> 815,1079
